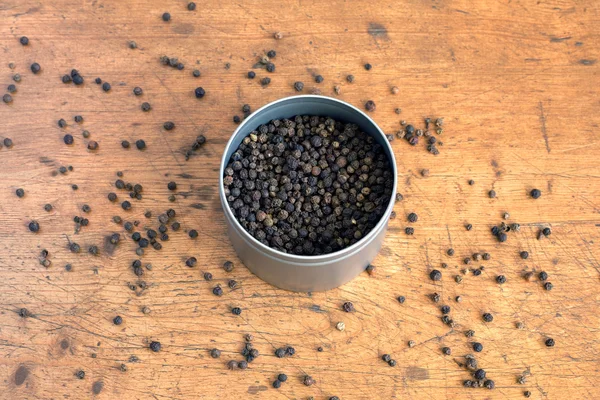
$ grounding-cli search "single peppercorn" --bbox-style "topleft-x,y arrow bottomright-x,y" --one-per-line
261,77 -> 271,86
189,229 -> 198,238
233,115 -> 241,123
524,391 -> 532,397
498,232 -> 508,242
28,220 -> 40,232
2,94 -> 12,104
210,348 -> 221,358
496,275 -> 506,284
539,271 -> 548,281
87,141 -> 98,150
212,286 -> 223,296
543,282 -> 553,291
163,121 -> 175,131
474,369 -> 486,380
16,188 -> 25,198
30,62 -> 41,74
121,201 -> 131,210
265,62 -> 275,73
365,100 -> 376,112
407,212 -> 418,223
150,341 -> 161,352
473,342 -> 483,352
275,348 -> 286,358
520,251 -> 529,259
545,338 -> 555,347
382,354 -> 391,362
102,82 -> 111,92
484,380 -> 495,390
135,139 -> 146,150
441,347 -> 451,355
530,188 -> 541,199
272,380 -> 281,389
482,313 -> 494,322
162,12 -> 171,21
75,370 -> 85,379
397,296 -> 406,304
20,36 -> 29,45
405,227 -> 415,235
430,269 -> 442,281
342,302 -> 355,312
542,227 -> 552,236
133,87 -> 143,96
277,373 -> 287,382
315,74 -> 324,83
247,71 -> 256,79
440,305 -> 450,314
185,257 -> 197,267
194,87 -> 205,98
203,272 -> 213,281
489,190 -> 497,198
187,2 -> 196,10
167,181 -> 177,191
113,316 -> 123,325
231,307 -> 242,315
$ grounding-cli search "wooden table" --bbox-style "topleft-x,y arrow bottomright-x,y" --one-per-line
1,1 -> 599,399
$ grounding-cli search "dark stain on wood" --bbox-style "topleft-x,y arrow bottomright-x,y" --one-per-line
247,385 -> 267,394
39,156 -> 54,164
309,304 -> 326,313
92,380 -> 104,394
103,235 -> 117,256
60,339 -> 69,350
176,173 -> 194,179
406,366 -> 429,380
190,203 -> 206,210
579,59 -> 597,66
550,36 -> 571,42
15,365 -> 29,386
367,22 -> 389,40
172,23 -> 195,34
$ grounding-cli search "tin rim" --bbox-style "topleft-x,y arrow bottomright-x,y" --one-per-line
219,95 -> 398,262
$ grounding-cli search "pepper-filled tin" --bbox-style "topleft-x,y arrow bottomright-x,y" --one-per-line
219,95 -> 398,292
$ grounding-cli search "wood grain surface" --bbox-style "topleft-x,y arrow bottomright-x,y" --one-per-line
1,0 -> 599,399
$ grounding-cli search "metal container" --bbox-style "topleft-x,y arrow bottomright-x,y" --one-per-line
219,95 -> 398,292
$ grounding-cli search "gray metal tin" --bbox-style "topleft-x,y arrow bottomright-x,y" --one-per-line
219,95 -> 398,292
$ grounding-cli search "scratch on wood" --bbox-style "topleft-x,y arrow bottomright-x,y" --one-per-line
550,36 -> 571,42
247,385 -> 267,394
538,102 -> 550,153
309,304 -> 326,313
406,366 -> 429,380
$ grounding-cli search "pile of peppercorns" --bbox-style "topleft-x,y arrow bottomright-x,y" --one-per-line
223,115 -> 394,255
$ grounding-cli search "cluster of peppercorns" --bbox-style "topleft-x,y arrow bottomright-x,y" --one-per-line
272,373 -> 287,389
223,115 -> 394,255
395,118 -> 444,155
274,345 -> 296,358
491,221 -> 521,242
381,353 -> 397,367
159,55 -> 185,70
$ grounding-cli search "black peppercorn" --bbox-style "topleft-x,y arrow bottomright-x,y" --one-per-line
496,275 -> 506,284
194,87 -> 205,98
397,296 -> 406,304
405,227 -> 414,235
482,313 -> 493,322
141,102 -> 151,112
272,380 -> 281,389
542,227 -> 551,236
212,286 -> 223,296
441,347 -> 451,355
28,220 -> 40,232
539,271 -> 548,281
342,302 -> 355,312
294,81 -> 304,92
2,94 -> 12,104
231,307 -> 242,315
543,282 -> 553,291
121,140 -> 130,149
122,201 -> 131,210
364,63 -> 372,70
233,115 -> 241,123
314,75 -> 324,83
365,100 -> 376,112
261,77 -> 271,86
102,82 -> 111,92
530,188 -> 541,199
187,2 -> 196,10
20,36 -> 29,45
185,257 -> 197,267
489,190 -> 496,198
167,181 -> 177,191
474,369 -> 486,380
266,62 -> 275,72
189,229 -> 198,238
520,251 -> 529,259
16,188 -> 25,198
113,316 -> 123,325
247,71 -> 256,79
30,62 -> 41,74
150,341 -> 161,352
58,119 -> 67,128
484,380 -> 495,389
407,212 -> 418,223
440,305 -> 450,314
162,12 -> 171,21
133,87 -> 143,96
203,272 -> 213,281
382,354 -> 391,362
473,342 -> 483,352
163,121 -> 175,131
430,269 -> 442,281
135,140 -> 146,150
74,115 -> 83,123
498,232 -> 507,242
346,74 -> 354,82
545,338 -> 555,347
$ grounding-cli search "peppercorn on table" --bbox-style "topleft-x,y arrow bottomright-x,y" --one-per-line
1,1 -> 599,399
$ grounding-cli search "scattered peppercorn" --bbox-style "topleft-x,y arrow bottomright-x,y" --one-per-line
364,63 -> 372,70
149,341 -> 161,352
212,286 -> 223,296
405,227 -> 415,235
231,307 -> 242,315
474,369 -> 486,380
430,269 -> 442,281
496,275 -> 506,284
20,36 -> 29,45
162,12 -> 171,21
133,87 -> 143,96
31,62 -> 41,74
473,342 -> 483,352
187,2 -> 196,10
397,296 -> 405,304
342,302 -> 355,312
542,227 -> 552,237
543,282 -> 553,291
482,313 -> 494,322
365,100 -> 376,112
3,94 -> 12,104
545,338 -> 555,347
294,81 -> 304,92
530,189 -> 541,199
113,316 -> 123,325
135,140 -> 146,150
489,190 -> 496,198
